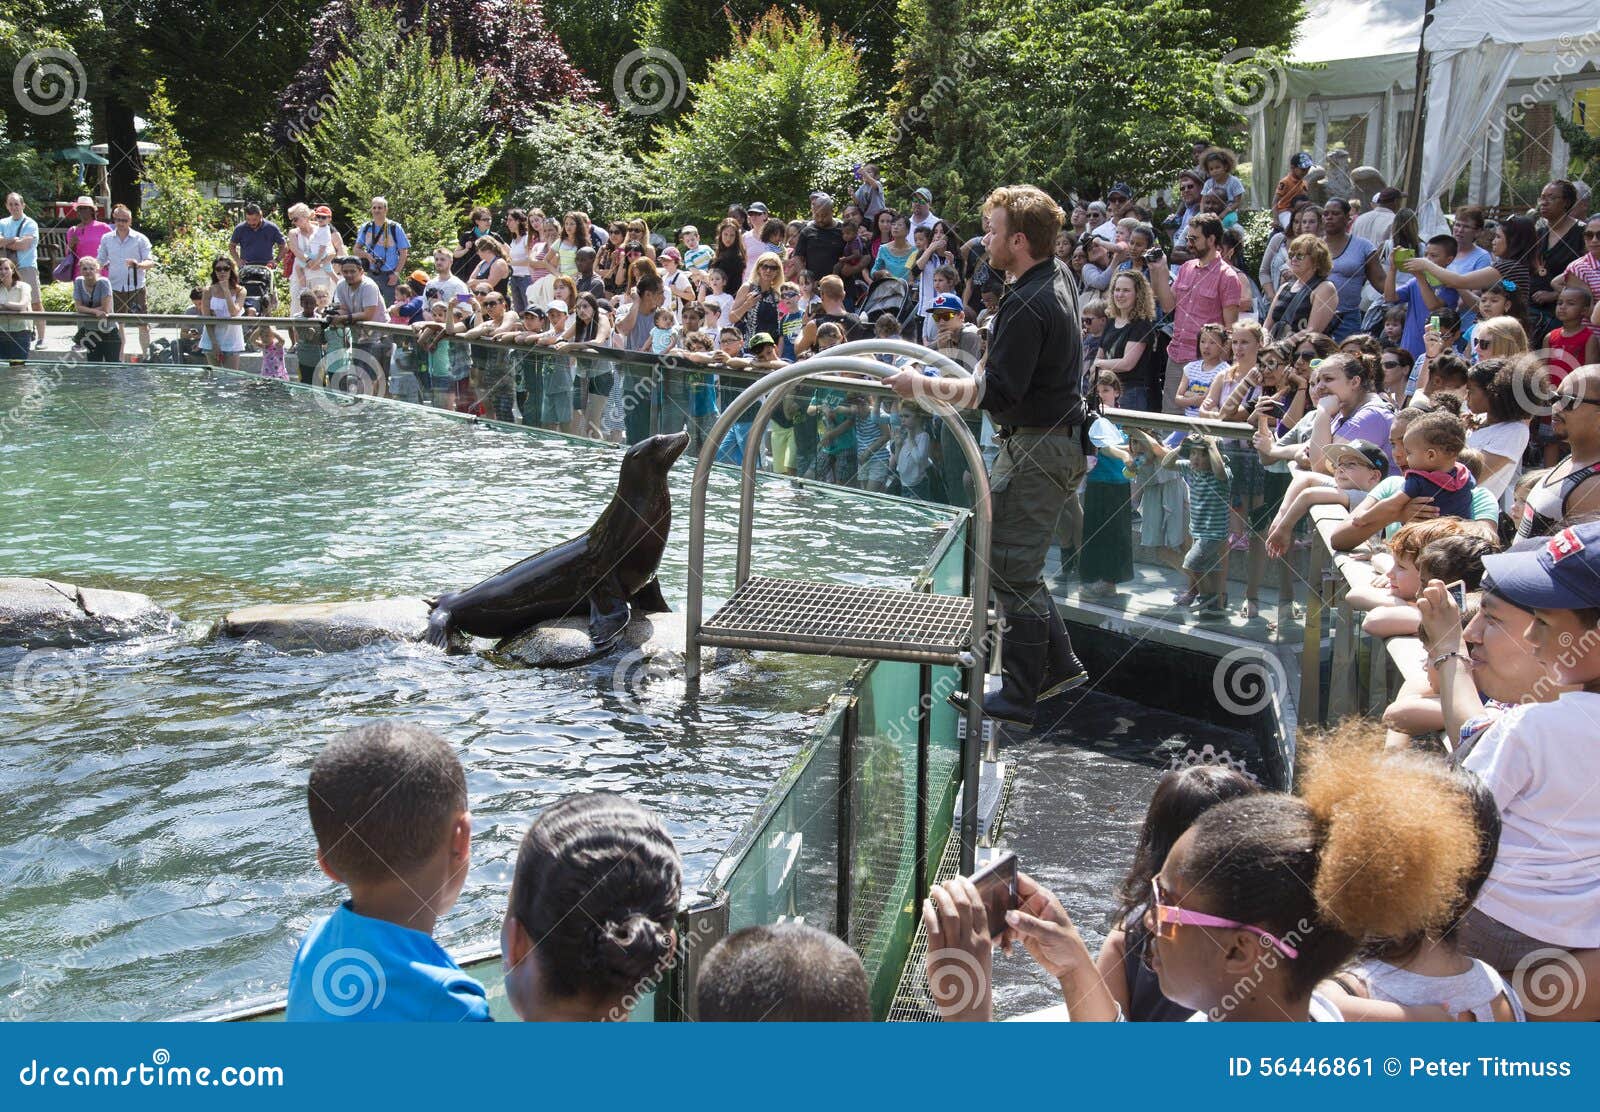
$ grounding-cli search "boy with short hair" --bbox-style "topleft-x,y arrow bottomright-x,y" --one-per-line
1444,521 -> 1600,969
697,922 -> 871,1021
679,225 -> 712,271
287,722 -> 487,1021
1135,430 -> 1232,617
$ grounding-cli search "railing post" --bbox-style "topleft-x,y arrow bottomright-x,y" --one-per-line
836,695 -> 858,945
1300,532 -> 1328,725
915,664 -> 931,905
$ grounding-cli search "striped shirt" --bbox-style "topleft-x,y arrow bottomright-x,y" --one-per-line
1561,252 -> 1600,300
1175,458 -> 1233,539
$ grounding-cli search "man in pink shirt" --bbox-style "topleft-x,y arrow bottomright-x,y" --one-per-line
66,196 -> 112,281
1554,213 -> 1600,313
1148,212 -> 1242,413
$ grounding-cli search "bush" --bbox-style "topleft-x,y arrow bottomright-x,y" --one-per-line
154,225 -> 236,290
143,270 -> 196,316
40,281 -> 74,313
501,101 -> 648,224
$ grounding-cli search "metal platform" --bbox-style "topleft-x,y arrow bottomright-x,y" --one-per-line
699,575 -> 977,664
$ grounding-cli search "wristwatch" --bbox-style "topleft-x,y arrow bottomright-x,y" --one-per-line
1431,649 -> 1470,669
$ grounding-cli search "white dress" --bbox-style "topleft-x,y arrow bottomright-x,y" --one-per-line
289,226 -> 335,303
200,292 -> 245,353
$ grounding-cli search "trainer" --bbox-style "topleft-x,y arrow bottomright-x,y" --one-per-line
886,184 -> 1089,728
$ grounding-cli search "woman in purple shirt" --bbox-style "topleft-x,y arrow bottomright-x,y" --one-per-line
1305,351 -> 1394,476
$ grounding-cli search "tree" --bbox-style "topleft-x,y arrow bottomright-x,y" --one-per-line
278,0 -> 595,143
888,0 -> 1301,223
325,113 -> 456,255
139,78 -> 221,240
295,0 -> 497,213
541,0 -> 648,90
648,9 -> 873,220
502,101 -> 648,221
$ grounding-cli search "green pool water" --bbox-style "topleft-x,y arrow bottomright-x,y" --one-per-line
0,364 -> 954,1020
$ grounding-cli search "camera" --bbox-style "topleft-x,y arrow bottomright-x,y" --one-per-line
1143,247 -> 1166,264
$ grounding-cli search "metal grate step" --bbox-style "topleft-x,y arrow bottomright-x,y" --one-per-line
700,575 -> 976,664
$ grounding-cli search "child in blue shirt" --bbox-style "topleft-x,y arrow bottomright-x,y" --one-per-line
286,722 -> 488,1022
1374,411 -> 1477,522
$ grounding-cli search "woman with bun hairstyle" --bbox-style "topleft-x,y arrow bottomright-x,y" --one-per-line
924,731 -> 1478,1022
1304,350 -> 1396,477
501,793 -> 681,1021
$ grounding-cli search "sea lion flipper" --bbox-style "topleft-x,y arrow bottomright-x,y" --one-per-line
588,590 -> 631,648
629,578 -> 671,615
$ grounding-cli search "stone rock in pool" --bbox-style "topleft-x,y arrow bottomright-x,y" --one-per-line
490,611 -> 687,668
213,598 -> 441,651
489,610 -> 744,671
0,577 -> 178,648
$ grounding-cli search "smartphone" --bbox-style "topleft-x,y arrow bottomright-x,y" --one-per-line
1428,314 -> 1440,333
968,850 -> 1019,937
1444,579 -> 1468,615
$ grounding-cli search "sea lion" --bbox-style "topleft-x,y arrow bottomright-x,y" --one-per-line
425,430 -> 690,651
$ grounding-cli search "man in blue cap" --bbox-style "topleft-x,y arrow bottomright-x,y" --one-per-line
1424,520 -> 1600,968
1093,182 -> 1133,241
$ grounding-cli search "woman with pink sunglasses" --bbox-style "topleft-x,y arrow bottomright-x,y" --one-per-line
924,738 -> 1479,1022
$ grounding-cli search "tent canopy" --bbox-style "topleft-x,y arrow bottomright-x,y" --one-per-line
1418,0 -> 1600,230
51,146 -> 109,166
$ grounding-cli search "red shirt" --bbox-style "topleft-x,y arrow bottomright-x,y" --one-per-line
1545,324 -> 1596,385
1169,257 -> 1243,362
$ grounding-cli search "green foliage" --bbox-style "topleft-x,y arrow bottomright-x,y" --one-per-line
142,268 -> 196,315
888,0 -> 1303,225
1236,207 -> 1278,279
40,280 -> 76,312
327,114 -> 456,256
153,224 -> 235,289
501,101 -> 648,224
1555,115 -> 1598,182
647,9 -> 874,221
139,80 -> 223,242
542,0 -> 648,88
0,140 -> 56,203
295,0 -> 497,209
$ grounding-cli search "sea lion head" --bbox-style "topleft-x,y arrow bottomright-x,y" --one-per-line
621,430 -> 691,486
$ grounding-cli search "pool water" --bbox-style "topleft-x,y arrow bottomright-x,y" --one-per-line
0,365 -> 954,1020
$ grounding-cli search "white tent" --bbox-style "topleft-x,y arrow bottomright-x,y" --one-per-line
1418,0 -> 1600,230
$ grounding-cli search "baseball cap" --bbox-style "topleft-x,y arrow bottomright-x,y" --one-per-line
409,269 -> 429,286
813,192 -> 834,208
747,202 -> 769,215
1290,152 -> 1315,171
679,224 -> 698,235
1178,168 -> 1205,187
1108,182 -> 1133,199
749,332 -> 777,349
1324,439 -> 1387,474
913,187 -> 933,203
1375,187 -> 1404,206
313,205 -> 333,217
661,246 -> 681,262
547,299 -> 569,314
1480,523 -> 1600,610
930,292 -> 965,316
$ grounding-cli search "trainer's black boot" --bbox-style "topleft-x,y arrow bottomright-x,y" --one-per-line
1038,604 -> 1089,701
947,612 -> 1050,728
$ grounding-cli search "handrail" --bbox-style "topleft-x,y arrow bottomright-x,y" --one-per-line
6,308 -> 1257,437
683,347 -> 993,872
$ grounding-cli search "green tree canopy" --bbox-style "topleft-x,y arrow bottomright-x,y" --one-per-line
647,9 -> 875,220
139,78 -> 222,239
502,101 -> 648,222
295,0 -> 496,219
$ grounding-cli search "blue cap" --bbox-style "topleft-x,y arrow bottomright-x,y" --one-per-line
930,293 -> 965,315
1481,522 -> 1600,610
1291,152 -> 1315,170
1108,182 -> 1133,199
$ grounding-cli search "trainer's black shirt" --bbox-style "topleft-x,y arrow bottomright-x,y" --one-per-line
979,257 -> 1082,428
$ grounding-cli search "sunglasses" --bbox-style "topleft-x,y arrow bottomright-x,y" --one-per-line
1149,877 -> 1300,958
933,311 -> 958,321
1553,392 -> 1600,411
1381,359 -> 1403,370
483,298 -> 504,306
1587,230 -> 1600,240
316,214 -> 331,220
1287,252 -> 1307,260
1473,336 -> 1492,348
1294,349 -> 1318,361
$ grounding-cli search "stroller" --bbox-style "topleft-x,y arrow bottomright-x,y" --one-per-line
858,276 -> 911,326
240,264 -> 277,316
